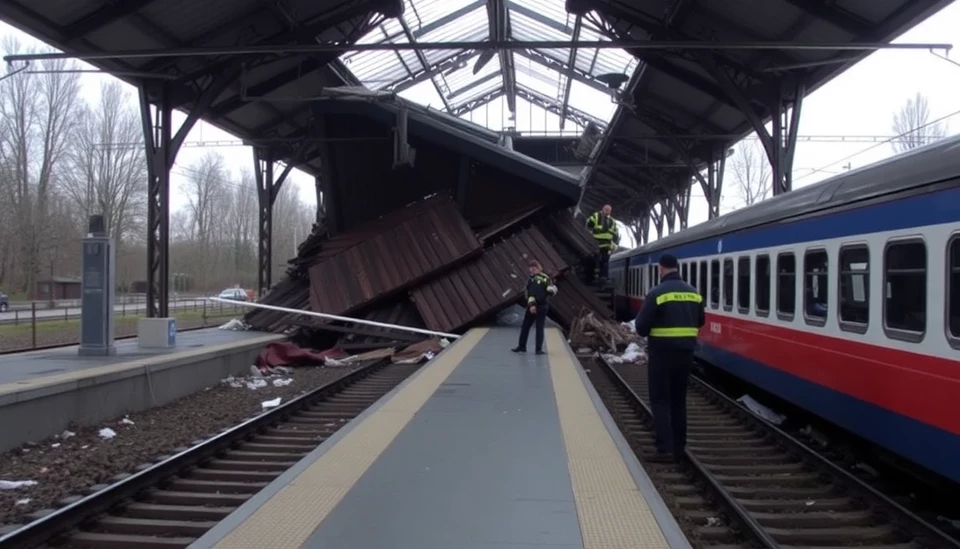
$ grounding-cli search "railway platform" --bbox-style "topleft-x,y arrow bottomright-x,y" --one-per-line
189,327 -> 689,549
0,328 -> 284,452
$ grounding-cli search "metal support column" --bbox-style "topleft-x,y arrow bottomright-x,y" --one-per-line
650,204 -> 664,240
703,150 -> 726,219
139,84 -> 173,319
254,147 -> 296,298
769,82 -> 805,195
138,66 -> 241,318
676,184 -> 692,230
663,197 -> 677,235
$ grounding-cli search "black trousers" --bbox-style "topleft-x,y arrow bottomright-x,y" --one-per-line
597,249 -> 611,280
583,249 -> 611,285
647,348 -> 695,454
517,305 -> 548,352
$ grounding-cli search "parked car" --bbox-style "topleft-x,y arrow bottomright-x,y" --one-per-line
0,291 -> 8,312
217,287 -> 248,302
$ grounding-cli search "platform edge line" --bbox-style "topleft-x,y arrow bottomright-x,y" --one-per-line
188,328 -> 488,549
563,340 -> 693,549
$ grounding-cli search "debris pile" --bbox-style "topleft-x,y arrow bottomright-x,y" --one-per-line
570,312 -> 641,352
244,193 -> 614,348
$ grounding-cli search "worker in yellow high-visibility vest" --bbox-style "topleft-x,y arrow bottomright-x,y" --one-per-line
634,253 -> 706,463
585,204 -> 620,286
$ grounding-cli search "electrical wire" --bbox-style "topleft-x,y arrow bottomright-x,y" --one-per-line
792,106 -> 960,184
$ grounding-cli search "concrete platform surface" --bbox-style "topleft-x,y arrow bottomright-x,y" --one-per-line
0,328 -> 265,384
189,328 -> 690,549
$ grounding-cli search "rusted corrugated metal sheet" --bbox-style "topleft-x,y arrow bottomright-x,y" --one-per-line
548,272 -> 615,330
309,195 -> 482,315
539,211 -> 598,261
411,226 -> 568,333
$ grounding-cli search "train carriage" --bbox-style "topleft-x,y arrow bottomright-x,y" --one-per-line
609,135 -> 960,484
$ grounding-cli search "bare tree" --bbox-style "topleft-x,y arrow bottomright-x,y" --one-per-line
0,37 -> 81,295
891,92 -> 948,153
227,169 -> 257,273
729,139 -> 771,207
62,81 -> 147,247
181,152 -> 229,286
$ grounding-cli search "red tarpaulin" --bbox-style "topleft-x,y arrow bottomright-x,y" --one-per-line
255,342 -> 349,368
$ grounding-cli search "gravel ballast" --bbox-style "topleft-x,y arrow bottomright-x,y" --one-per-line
0,364 -> 361,526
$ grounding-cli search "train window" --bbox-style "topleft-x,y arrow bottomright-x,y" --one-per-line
803,249 -> 829,326
710,260 -> 720,309
776,253 -> 796,319
681,263 -> 688,281
737,256 -> 751,313
884,239 -> 926,341
699,261 -> 708,299
949,236 -> 960,343
722,258 -> 734,310
839,245 -> 870,332
690,260 -> 698,289
755,255 -> 771,316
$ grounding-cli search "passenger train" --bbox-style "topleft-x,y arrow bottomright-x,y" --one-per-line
609,135 -> 960,484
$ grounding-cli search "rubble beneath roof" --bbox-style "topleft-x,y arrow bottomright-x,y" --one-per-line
244,191 -> 613,345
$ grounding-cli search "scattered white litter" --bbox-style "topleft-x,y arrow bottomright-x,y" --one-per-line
0,480 -> 37,490
15,499 -> 30,506
50,443 -> 61,449
705,517 -> 721,527
249,365 -> 264,377
261,397 -> 282,410
805,500 -> 816,506
246,378 -> 268,390
120,417 -> 135,426
324,355 -> 358,367
736,394 -> 786,425
620,321 -> 637,334
60,430 -> 76,439
272,378 -> 293,387
602,342 -> 645,364
439,338 -> 451,348
218,318 -> 249,331
98,427 -> 117,440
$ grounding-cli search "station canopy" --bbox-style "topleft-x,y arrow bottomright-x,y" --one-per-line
337,0 -> 638,134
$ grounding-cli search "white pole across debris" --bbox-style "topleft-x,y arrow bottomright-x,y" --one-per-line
208,297 -> 462,340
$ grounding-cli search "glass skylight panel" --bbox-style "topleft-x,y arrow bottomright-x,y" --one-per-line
569,79 -> 617,121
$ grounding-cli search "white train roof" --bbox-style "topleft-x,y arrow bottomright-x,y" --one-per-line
618,134 -> 960,258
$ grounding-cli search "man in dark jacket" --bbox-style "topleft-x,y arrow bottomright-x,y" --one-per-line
512,260 -> 557,355
635,253 -> 706,462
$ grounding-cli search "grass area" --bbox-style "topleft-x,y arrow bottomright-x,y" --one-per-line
0,309 -> 241,337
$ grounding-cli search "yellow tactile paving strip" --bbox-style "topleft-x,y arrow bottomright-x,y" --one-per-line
546,328 -> 671,549
0,334 -> 284,398
209,328 -> 489,549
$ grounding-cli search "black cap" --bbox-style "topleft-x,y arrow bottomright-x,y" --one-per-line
658,253 -> 679,269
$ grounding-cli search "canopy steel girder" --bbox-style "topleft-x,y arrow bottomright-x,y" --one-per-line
779,0 -> 872,36
138,65 -> 241,318
143,3 -> 384,78
6,39 -> 947,62
560,15 -> 582,130
254,146 -> 299,296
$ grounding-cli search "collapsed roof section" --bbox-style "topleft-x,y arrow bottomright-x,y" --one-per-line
338,0 -> 639,133
245,193 -> 613,348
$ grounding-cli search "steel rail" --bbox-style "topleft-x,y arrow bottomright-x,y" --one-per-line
0,359 -> 392,549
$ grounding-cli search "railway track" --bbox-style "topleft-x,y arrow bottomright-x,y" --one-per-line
0,360 -> 421,549
585,355 -> 959,549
